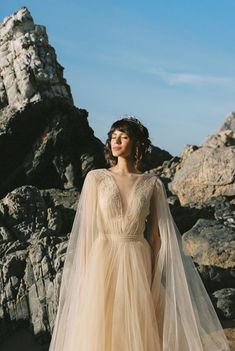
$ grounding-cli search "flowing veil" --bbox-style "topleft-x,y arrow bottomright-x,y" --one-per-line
49,171 -> 98,351
48,170 -> 231,351
151,177 -> 231,350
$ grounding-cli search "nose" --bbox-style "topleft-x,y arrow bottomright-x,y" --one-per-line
113,136 -> 121,144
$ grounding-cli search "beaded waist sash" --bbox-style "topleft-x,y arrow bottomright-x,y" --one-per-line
97,233 -> 145,242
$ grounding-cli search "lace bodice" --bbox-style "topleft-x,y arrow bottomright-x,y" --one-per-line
90,169 -> 157,241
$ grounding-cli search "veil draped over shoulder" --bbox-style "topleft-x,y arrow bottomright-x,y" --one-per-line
151,178 -> 230,350
49,170 -> 231,351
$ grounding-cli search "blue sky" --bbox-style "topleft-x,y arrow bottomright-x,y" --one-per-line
1,1 -> 235,155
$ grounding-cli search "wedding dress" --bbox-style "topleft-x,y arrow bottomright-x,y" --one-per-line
49,168 -> 231,351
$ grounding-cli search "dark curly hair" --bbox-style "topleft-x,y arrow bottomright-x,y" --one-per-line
104,116 -> 152,170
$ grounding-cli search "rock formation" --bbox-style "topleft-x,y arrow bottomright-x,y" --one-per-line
0,185 -> 76,348
0,6 -> 106,199
182,216 -> 235,320
170,114 -> 235,205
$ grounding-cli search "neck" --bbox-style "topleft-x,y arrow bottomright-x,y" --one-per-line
114,157 -> 139,174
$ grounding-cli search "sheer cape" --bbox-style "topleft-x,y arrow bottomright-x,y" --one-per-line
49,169 -> 230,351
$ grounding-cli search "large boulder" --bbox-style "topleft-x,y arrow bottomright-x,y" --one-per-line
170,113 -> 235,205
182,218 -> 235,319
183,219 -> 235,269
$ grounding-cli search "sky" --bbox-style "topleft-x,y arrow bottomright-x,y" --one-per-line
1,1 -> 235,156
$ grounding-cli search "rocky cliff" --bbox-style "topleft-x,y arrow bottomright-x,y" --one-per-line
0,6 -> 106,200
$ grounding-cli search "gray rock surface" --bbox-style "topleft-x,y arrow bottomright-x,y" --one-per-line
212,112 -> 235,133
0,185 -> 78,346
182,218 -> 235,316
0,7 -> 72,109
202,112 -> 235,147
171,145 -> 235,205
182,219 -> 235,268
213,288 -> 235,320
0,7 -> 105,198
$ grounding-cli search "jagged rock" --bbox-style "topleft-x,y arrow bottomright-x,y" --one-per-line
182,218 -> 235,319
171,203 -> 214,234
203,112 -> 235,147
171,145 -> 235,205
0,185 -> 76,242
196,265 -> 235,293
0,227 -> 14,242
182,218 -> 235,298
0,7 -> 105,198
204,130 -> 235,147
143,145 -> 173,171
0,183 -> 79,345
179,144 -> 199,163
171,113 -> 235,205
39,188 -> 79,210
213,288 -> 235,319
147,156 -> 181,182
203,196 -> 235,228
0,7 -> 72,109
219,112 -> 235,131
1,185 -> 48,241
182,219 -> 235,268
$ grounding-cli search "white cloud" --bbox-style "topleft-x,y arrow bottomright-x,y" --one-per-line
147,67 -> 234,86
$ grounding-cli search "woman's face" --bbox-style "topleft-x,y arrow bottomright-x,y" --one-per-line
110,129 -> 134,159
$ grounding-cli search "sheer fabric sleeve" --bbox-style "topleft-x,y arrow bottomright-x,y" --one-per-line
148,184 -> 161,276
150,177 -> 231,351
49,170 -> 98,351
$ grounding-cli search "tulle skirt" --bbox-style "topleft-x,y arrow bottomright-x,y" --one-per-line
62,236 -> 162,351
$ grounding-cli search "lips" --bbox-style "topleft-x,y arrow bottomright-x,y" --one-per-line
112,147 -> 121,150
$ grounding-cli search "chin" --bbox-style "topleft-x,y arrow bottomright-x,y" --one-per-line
112,151 -> 122,157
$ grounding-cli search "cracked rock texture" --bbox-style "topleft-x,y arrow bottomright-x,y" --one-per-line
0,185 -> 77,347
0,6 -> 105,199
170,113 -> 235,206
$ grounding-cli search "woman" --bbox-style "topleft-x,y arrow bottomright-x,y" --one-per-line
49,116 -> 231,351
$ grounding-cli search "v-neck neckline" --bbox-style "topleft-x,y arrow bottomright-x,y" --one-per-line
103,168 -> 146,218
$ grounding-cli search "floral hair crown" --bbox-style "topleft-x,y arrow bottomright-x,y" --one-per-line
120,115 -> 144,133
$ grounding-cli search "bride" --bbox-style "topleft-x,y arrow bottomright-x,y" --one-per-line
49,116 -> 231,351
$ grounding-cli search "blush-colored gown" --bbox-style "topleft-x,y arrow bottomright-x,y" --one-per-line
49,168 -> 231,351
